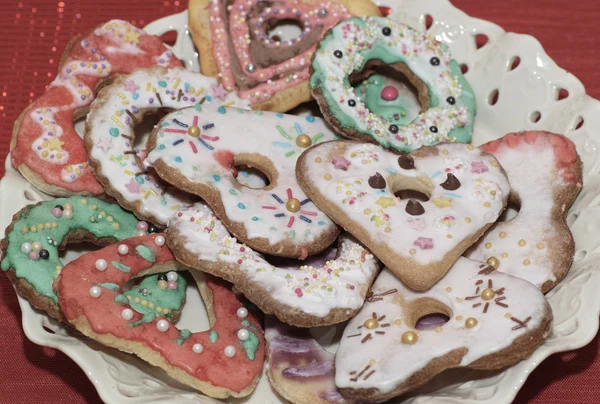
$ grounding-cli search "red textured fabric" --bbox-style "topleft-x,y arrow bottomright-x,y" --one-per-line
0,1 -> 598,403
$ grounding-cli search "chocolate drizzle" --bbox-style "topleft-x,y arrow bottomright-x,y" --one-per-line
406,199 -> 425,216
398,155 -> 415,170
441,173 -> 461,190
368,172 -> 387,189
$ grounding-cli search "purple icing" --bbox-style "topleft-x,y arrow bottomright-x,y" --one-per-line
270,335 -> 313,354
415,313 -> 450,330
320,390 -> 346,402
282,359 -> 333,378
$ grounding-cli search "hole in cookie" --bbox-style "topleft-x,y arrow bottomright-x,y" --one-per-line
488,89 -> 499,106
389,174 -> 433,203
424,14 -> 434,30
58,241 -> 104,266
460,63 -> 469,74
497,199 -> 521,222
572,116 -> 584,131
530,111 -> 542,124
266,19 -> 304,44
415,313 -> 450,330
475,34 -> 489,49
556,88 -> 569,101
159,30 -> 178,47
508,56 -> 521,71
234,165 -> 270,189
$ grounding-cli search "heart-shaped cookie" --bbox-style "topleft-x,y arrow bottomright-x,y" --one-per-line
188,0 -> 381,111
297,141 -> 510,291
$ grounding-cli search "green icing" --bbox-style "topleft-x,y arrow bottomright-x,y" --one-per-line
209,330 -> 219,343
114,294 -> 129,304
135,245 -> 156,263
241,320 -> 251,327
241,330 -> 259,360
0,197 -> 140,302
177,329 -> 192,345
128,312 -> 156,328
97,282 -> 120,291
310,17 -> 476,152
111,261 -> 131,273
123,274 -> 186,318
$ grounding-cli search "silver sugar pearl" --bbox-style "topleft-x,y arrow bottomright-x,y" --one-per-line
246,63 -> 256,73
318,8 -> 328,18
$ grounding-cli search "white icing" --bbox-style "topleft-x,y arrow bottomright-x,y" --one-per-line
168,206 -> 380,320
469,134 -> 578,288
146,106 -> 337,246
85,67 -> 250,225
299,142 -> 510,266
335,258 -> 550,394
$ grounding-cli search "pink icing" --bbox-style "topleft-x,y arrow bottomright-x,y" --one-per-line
56,234 -> 264,394
208,0 -> 351,103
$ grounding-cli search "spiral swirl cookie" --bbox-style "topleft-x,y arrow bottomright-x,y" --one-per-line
188,0 -> 381,111
166,205 -> 380,327
335,259 -> 552,401
297,140 -> 510,291
0,197 -> 150,321
56,234 -> 264,398
467,131 -> 583,292
266,317 -> 352,404
10,20 -> 181,197
146,105 -> 339,258
310,17 -> 476,153
85,66 -> 249,226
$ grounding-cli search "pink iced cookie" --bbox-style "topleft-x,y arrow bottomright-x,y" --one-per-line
468,131 -> 583,292
11,20 -> 181,196
56,234 -> 265,399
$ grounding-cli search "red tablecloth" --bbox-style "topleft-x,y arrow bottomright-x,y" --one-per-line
0,1 -> 598,403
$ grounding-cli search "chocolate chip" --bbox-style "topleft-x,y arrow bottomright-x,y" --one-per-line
368,173 -> 387,189
447,96 -> 456,105
406,200 -> 425,216
398,155 -> 415,170
334,50 -> 343,59
430,57 -> 440,66
441,173 -> 461,190
382,27 -> 392,36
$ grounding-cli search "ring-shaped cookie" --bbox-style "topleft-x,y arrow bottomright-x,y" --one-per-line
468,131 -> 583,292
56,234 -> 265,399
0,197 -> 148,320
146,105 -> 340,258
335,258 -> 552,401
85,66 -> 249,226
310,16 -> 476,153
167,205 -> 380,327
11,20 -> 180,196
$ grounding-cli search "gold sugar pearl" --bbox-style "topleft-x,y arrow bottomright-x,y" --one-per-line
324,173 -> 332,181
445,287 -> 452,292
363,318 -> 379,329
491,161 -> 499,167
501,253 -> 509,258
385,227 -> 391,233
485,242 -> 492,249
487,256 -> 500,269
188,125 -> 201,137
465,318 -> 478,328
409,248 -> 416,255
286,198 -> 301,213
505,313 -> 513,319
523,259 -> 531,266
467,145 -> 475,150
401,331 -> 418,345
435,326 -> 443,332
456,315 -> 463,321
369,359 -> 376,366
296,134 -> 312,148
518,239 -> 527,247
314,157 -> 322,163
483,202 -> 491,208
465,217 -> 472,223
481,288 -> 495,300
499,232 -> 507,238
537,242 -> 545,250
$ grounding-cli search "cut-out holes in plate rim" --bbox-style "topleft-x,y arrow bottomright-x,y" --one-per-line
572,116 -> 584,131
475,33 -> 489,49
508,56 -> 521,71
530,111 -> 542,123
488,89 -> 499,106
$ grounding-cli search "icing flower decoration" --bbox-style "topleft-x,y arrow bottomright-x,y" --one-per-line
332,156 -> 352,170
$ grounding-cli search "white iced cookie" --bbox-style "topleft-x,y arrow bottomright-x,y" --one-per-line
166,205 -> 380,327
335,258 -> 552,402
468,131 -> 583,292
296,140 -> 510,291
146,105 -> 340,258
85,66 -> 249,225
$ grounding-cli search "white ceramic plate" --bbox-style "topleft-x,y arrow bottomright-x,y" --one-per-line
2,1 -> 600,403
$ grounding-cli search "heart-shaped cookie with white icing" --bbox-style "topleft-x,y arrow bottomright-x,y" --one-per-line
297,140 -> 510,291
188,0 -> 381,112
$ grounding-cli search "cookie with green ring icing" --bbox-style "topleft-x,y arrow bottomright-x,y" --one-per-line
310,16 -> 476,153
56,234 -> 265,398
0,197 -> 149,321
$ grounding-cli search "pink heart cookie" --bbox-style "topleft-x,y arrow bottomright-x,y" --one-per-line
297,140 -> 510,291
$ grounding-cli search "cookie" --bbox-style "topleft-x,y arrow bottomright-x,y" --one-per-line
56,234 -> 265,399
310,17 -> 476,153
467,131 -> 583,292
146,105 -> 339,258
188,0 -> 381,112
296,140 -> 510,291
265,317 -> 352,404
335,258 -> 552,401
0,197 -> 150,321
10,20 -> 181,197
84,66 -> 249,226
166,205 -> 380,327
